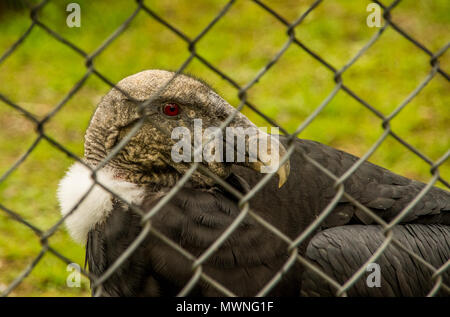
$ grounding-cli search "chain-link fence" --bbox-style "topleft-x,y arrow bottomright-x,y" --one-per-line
0,0 -> 449,297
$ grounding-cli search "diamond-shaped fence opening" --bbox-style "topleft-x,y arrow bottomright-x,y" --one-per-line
0,0 -> 449,297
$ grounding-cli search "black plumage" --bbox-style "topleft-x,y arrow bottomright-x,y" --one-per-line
86,137 -> 449,296
59,70 -> 449,297
302,224 -> 450,296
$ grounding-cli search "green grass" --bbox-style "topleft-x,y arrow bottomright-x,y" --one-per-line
0,0 -> 448,296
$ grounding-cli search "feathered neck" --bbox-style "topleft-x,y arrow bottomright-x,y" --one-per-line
57,162 -> 145,244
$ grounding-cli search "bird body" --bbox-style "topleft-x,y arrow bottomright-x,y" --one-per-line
58,70 -> 449,296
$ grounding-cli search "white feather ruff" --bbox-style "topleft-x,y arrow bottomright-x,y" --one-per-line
57,162 -> 144,244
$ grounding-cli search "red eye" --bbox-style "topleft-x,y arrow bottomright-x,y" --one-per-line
163,103 -> 180,116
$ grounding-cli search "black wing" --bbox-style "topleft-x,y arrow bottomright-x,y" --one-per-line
232,137 -> 450,229
301,224 -> 450,296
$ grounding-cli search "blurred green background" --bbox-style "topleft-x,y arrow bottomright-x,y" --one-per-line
0,0 -> 448,296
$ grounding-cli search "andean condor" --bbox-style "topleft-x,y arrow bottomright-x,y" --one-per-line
58,70 -> 450,296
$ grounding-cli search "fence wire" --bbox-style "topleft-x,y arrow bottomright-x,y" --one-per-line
0,0 -> 449,297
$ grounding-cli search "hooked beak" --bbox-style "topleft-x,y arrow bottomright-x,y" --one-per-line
222,109 -> 291,188
246,133 -> 290,188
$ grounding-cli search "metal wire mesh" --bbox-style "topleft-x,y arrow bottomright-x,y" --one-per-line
0,0 -> 449,297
